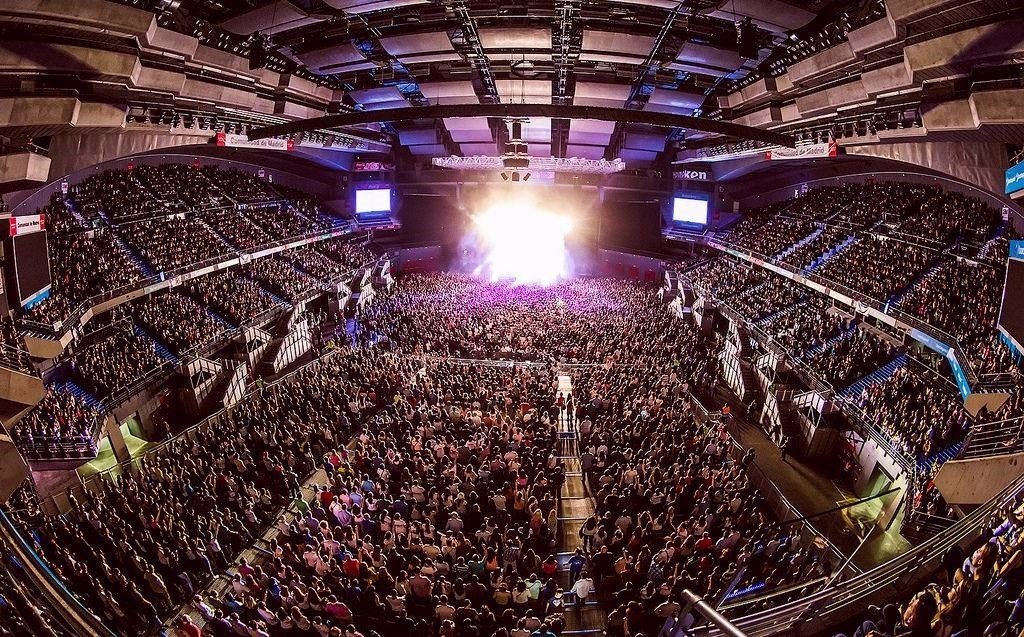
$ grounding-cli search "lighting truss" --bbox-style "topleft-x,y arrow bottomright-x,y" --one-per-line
431,155 -> 626,175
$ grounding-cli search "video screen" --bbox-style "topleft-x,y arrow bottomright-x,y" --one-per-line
355,188 -> 392,213
13,231 -> 51,306
999,258 -> 1024,348
672,195 -> 710,226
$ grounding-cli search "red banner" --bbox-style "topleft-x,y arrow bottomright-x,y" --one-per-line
766,141 -> 837,161
216,132 -> 294,151
8,214 -> 46,237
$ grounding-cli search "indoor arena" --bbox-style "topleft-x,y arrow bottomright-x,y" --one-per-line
0,2 -> 1023,637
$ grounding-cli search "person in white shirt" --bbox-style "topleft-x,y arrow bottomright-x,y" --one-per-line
570,576 -> 595,613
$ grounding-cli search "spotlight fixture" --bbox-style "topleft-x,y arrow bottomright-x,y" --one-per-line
501,170 -> 531,182
248,33 -> 271,71
737,17 -> 758,59
500,119 -> 531,183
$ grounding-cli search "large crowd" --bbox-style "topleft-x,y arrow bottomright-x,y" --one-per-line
682,245 -> 981,468
716,180 -> 1015,380
899,259 -> 1014,376
359,274 -> 690,364
134,292 -> 230,356
71,321 -> 166,399
849,366 -> 971,461
187,270 -> 282,327
26,224 -> 145,326
1,169 -> 1023,637
831,499 -> 1024,637
18,165 -> 352,326
804,329 -> 897,390
6,235 -> 375,461
243,258 -> 320,303
721,215 -> 815,259
4,270 -> 792,637
7,385 -> 104,459
814,236 -> 935,303
119,216 -> 235,273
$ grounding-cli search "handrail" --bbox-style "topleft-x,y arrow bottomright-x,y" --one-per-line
696,469 -> 1024,635
18,222 -> 361,339
684,590 -> 748,637
0,343 -> 34,373
962,415 -> 1024,458
708,238 -> 981,387
0,510 -> 116,637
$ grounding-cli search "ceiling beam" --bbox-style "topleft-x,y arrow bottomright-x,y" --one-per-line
249,104 -> 796,147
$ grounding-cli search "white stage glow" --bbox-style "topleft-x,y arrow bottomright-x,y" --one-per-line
472,200 -> 573,286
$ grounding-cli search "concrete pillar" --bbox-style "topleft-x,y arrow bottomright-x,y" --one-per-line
0,439 -> 29,503
102,414 -> 130,464
31,469 -> 84,515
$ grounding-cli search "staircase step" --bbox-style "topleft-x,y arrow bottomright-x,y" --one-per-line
802,326 -> 856,359
61,381 -> 104,411
807,234 -> 857,272
205,307 -> 235,330
840,354 -> 907,399
133,324 -> 178,362
888,259 -> 945,306
775,225 -> 823,261
112,233 -> 157,277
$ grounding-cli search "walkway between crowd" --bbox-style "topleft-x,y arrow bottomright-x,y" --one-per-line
728,415 -> 912,569
168,465 -> 333,630
553,373 -> 605,635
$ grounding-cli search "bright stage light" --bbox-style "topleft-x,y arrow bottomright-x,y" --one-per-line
472,200 -> 573,286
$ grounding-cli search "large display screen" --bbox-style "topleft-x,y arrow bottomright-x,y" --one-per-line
999,254 -> 1024,350
355,188 -> 392,213
13,231 -> 51,307
672,195 -> 710,226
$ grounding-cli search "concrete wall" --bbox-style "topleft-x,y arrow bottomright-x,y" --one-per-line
844,141 -> 1008,202
392,245 -> 444,273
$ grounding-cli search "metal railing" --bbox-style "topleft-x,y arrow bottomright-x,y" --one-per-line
694,469 -> 1024,636
0,343 -> 34,373
962,414 -> 1024,459
709,238 -> 982,387
19,222 -> 362,339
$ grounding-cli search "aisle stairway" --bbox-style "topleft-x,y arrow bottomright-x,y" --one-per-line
977,224 -> 1007,262
918,441 -> 965,473
839,355 -> 907,399
800,326 -> 856,360
887,259 -> 945,307
554,373 -> 605,635
110,232 -> 156,277
775,226 -> 824,261
61,380 -> 103,411
132,324 -> 177,363
62,198 -> 89,226
194,216 -> 239,251
806,234 -> 857,272
755,298 -> 808,326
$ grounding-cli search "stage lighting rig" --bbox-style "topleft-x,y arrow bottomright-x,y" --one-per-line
501,119 -> 531,182
432,117 -> 625,175
248,33 -> 271,71
736,17 -> 758,59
